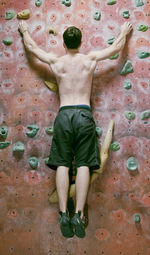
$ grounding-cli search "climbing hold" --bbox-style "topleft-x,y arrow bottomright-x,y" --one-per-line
124,81 -> 132,89
140,110 -> 150,120
125,111 -> 136,120
45,81 -> 58,92
17,9 -> 30,19
120,60 -> 134,75
45,127 -> 54,135
45,157 -> 49,166
107,0 -> 117,4
2,38 -> 13,46
135,0 -> 144,7
26,125 -> 39,137
29,157 -> 38,169
107,37 -> 115,45
62,0 -> 71,7
127,157 -> 138,171
136,52 -> 150,59
136,24 -> 148,32
94,12 -> 101,20
0,141 -> 10,149
46,26 -> 58,36
0,126 -> 8,140
13,141 -> 25,152
96,127 -> 102,136
122,10 -> 130,19
35,0 -> 42,7
110,142 -> 120,151
134,213 -> 141,223
109,53 -> 119,59
5,11 -> 15,20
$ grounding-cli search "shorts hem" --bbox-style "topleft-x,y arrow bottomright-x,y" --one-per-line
75,163 -> 100,171
47,162 -> 71,170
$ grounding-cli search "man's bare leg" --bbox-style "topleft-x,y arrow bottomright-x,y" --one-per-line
75,166 -> 90,217
56,166 -> 69,212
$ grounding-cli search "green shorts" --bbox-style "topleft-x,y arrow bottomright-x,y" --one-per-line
47,105 -> 100,172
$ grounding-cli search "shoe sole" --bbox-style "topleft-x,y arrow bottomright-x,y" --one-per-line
60,222 -> 74,238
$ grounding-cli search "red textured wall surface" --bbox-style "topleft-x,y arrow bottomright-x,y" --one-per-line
0,0 -> 150,254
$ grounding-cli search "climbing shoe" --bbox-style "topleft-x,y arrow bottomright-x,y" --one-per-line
71,211 -> 86,238
59,211 -> 74,238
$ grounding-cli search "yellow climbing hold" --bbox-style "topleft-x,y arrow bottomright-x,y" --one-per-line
17,9 -> 30,19
45,81 -> 58,92
46,26 -> 58,36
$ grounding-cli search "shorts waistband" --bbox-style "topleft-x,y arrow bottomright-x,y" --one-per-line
59,104 -> 91,112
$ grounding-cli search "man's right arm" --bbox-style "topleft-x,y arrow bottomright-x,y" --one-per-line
88,22 -> 132,62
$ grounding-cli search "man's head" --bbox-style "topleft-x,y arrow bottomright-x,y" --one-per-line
63,26 -> 82,49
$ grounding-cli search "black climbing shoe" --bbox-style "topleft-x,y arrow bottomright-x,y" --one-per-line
71,211 -> 86,238
59,211 -> 74,238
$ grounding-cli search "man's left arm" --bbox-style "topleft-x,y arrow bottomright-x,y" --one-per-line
18,21 -> 57,64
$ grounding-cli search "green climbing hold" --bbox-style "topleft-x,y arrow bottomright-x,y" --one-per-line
134,213 -> 141,223
109,53 -> 119,59
45,157 -> 49,166
2,38 -> 13,46
5,11 -> 15,20
125,111 -> 136,120
124,81 -> 132,90
0,126 -> 8,140
110,142 -> 120,151
140,110 -> 150,120
96,127 -> 102,136
35,0 -> 42,7
136,24 -> 148,32
135,0 -> 144,7
136,52 -> 150,59
29,157 -> 38,169
0,141 -> 10,149
13,141 -> 25,152
122,10 -> 130,19
127,157 -> 138,171
45,127 -> 54,135
26,125 -> 39,138
107,37 -> 115,45
62,0 -> 71,7
120,60 -> 134,75
107,0 -> 117,5
94,12 -> 101,20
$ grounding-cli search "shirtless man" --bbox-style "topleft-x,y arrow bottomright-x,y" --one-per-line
19,21 -> 132,238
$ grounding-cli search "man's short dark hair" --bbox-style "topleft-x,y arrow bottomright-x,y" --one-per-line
63,26 -> 82,49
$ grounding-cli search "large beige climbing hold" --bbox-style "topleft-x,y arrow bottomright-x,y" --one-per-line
45,81 -> 58,92
49,119 -> 114,203
46,26 -> 58,36
17,9 -> 30,19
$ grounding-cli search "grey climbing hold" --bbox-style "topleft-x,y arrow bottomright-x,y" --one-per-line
125,111 -> 136,120
110,142 -> 120,151
0,141 -> 10,149
136,52 -> 150,59
109,53 -> 119,59
122,10 -> 130,19
107,37 -> 115,45
127,157 -> 138,171
13,141 -> 25,152
96,127 -> 102,136
45,127 -> 54,135
62,0 -> 71,7
26,125 -> 39,137
140,110 -> 150,120
2,38 -> 13,46
107,0 -> 117,5
5,11 -> 15,20
0,126 -> 8,140
135,0 -> 144,7
124,81 -> 132,90
134,213 -> 141,223
29,157 -> 38,169
35,0 -> 42,7
120,60 -> 134,75
94,12 -> 101,20
136,24 -> 148,32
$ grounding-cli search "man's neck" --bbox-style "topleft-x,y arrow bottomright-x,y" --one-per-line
66,48 -> 79,55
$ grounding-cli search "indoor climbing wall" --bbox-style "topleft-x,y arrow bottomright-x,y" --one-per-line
0,0 -> 150,254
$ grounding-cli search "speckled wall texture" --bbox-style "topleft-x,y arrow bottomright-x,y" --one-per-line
0,0 -> 150,254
